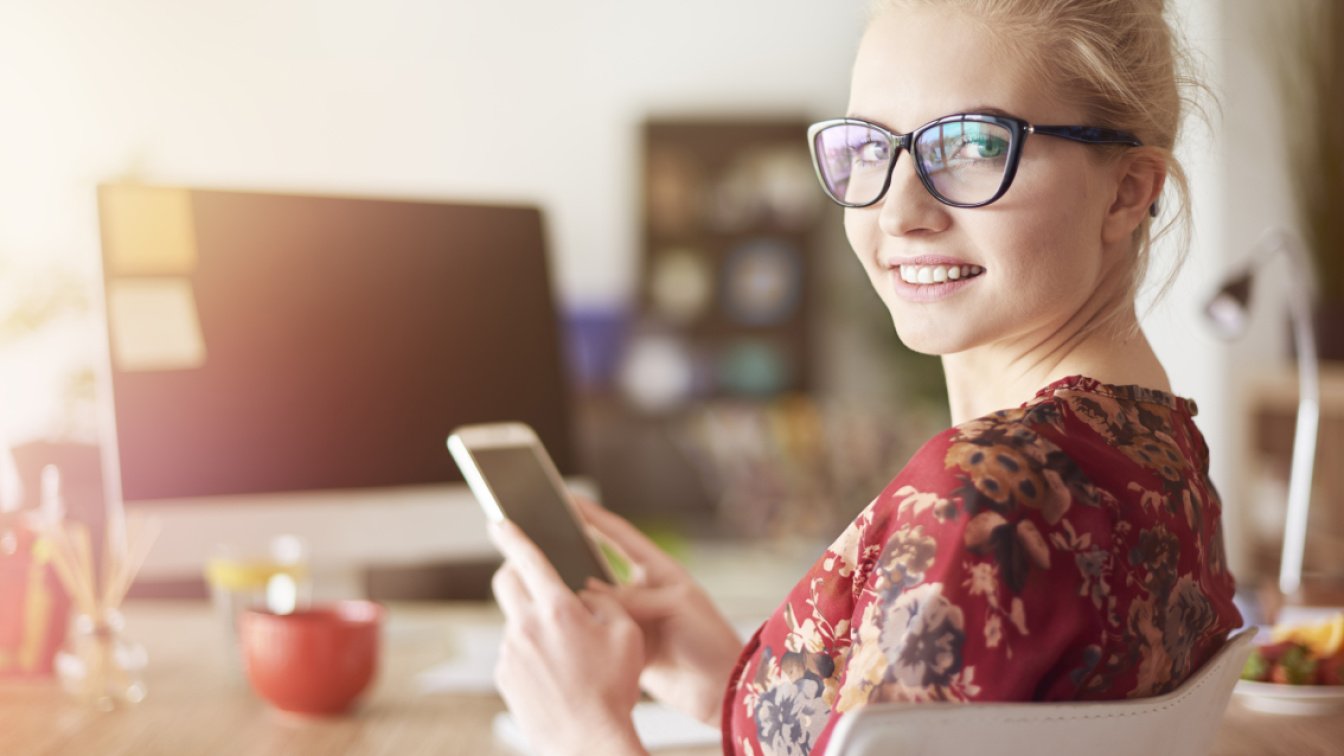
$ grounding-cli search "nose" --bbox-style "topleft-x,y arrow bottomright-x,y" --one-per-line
877,153 -> 950,237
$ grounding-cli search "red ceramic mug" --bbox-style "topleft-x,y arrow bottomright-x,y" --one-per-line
240,600 -> 383,716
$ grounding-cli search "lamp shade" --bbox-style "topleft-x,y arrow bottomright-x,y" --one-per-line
1204,270 -> 1253,339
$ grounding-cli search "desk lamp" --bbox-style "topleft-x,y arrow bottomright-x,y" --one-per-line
1205,227 -> 1320,600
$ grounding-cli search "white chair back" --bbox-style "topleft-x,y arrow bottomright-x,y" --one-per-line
826,629 -> 1255,756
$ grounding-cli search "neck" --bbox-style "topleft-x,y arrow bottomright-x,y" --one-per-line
940,304 -> 1171,426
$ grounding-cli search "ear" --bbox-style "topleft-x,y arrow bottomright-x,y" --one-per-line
1101,149 -> 1167,245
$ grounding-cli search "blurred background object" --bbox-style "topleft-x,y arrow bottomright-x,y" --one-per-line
0,456 -> 72,680
1274,0 -> 1344,360
638,118 -> 817,401
205,533 -> 311,671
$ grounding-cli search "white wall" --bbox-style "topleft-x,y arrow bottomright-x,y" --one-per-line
0,0 -> 866,308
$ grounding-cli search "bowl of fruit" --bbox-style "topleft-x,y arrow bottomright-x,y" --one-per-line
1235,612 -> 1344,715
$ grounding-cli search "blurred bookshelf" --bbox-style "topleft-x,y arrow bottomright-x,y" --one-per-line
633,117 -> 823,402
571,116 -> 830,539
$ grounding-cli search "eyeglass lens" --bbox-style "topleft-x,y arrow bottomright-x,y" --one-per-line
813,120 -> 1014,206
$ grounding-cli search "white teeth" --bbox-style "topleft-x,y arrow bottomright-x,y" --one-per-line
899,263 -> 983,285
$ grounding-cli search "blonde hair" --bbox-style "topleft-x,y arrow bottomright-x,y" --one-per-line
869,0 -> 1206,329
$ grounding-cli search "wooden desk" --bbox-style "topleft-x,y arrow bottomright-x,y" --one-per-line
1,602 -> 1341,755
0,602 -> 527,756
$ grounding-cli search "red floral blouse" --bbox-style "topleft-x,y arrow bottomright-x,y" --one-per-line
721,376 -> 1242,756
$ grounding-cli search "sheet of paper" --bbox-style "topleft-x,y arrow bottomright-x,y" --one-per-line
101,185 -> 197,276
415,622 -> 503,694
492,703 -> 721,753
416,618 -> 764,695
107,278 -> 207,372
419,617 -> 760,752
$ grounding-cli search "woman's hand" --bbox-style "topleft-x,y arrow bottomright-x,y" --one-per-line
574,498 -> 745,726
489,519 -> 648,756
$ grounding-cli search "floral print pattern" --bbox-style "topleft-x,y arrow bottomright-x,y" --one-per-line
723,376 -> 1241,755
751,648 -> 830,756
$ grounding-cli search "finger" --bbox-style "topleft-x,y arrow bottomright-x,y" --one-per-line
584,577 -> 683,623
612,583 -> 686,622
572,497 -> 678,577
489,520 -> 571,607
491,563 -> 532,620
577,584 -> 634,627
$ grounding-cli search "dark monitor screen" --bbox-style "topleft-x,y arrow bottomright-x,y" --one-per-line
97,185 -> 575,503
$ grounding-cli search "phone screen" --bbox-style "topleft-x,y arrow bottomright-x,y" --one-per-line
471,445 -> 609,591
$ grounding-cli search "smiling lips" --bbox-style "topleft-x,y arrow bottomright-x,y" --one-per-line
885,261 -> 986,302
898,263 -> 984,285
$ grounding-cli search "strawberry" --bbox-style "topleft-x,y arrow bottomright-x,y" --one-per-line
1316,650 -> 1344,685
1256,640 -> 1298,665
1269,644 -> 1318,685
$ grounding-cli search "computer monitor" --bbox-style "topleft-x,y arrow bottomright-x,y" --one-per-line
95,184 -> 576,592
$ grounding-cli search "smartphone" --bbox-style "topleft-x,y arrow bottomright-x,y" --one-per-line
447,422 -> 613,592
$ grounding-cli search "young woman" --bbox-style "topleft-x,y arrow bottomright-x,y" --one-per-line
487,1 -> 1242,754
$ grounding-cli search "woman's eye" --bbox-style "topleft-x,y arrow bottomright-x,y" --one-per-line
952,135 -> 1007,160
855,140 -> 890,164
974,136 -> 1007,158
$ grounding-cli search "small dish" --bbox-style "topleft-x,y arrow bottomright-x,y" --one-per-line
1233,679 -> 1344,716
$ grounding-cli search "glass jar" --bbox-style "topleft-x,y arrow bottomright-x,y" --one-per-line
204,534 -> 311,673
54,609 -> 148,711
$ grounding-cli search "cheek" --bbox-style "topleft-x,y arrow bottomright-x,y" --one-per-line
1024,160 -> 1109,250
843,209 -> 879,269
993,171 -> 1107,282
991,221 -> 1108,330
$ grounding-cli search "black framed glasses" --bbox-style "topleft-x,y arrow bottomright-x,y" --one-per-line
807,113 -> 1142,209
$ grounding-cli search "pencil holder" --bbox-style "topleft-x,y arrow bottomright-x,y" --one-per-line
38,510 -> 160,711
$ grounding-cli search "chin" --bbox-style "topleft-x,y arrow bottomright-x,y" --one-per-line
890,314 -> 980,356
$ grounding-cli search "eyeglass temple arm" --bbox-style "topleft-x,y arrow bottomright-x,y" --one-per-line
1031,124 -> 1142,147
